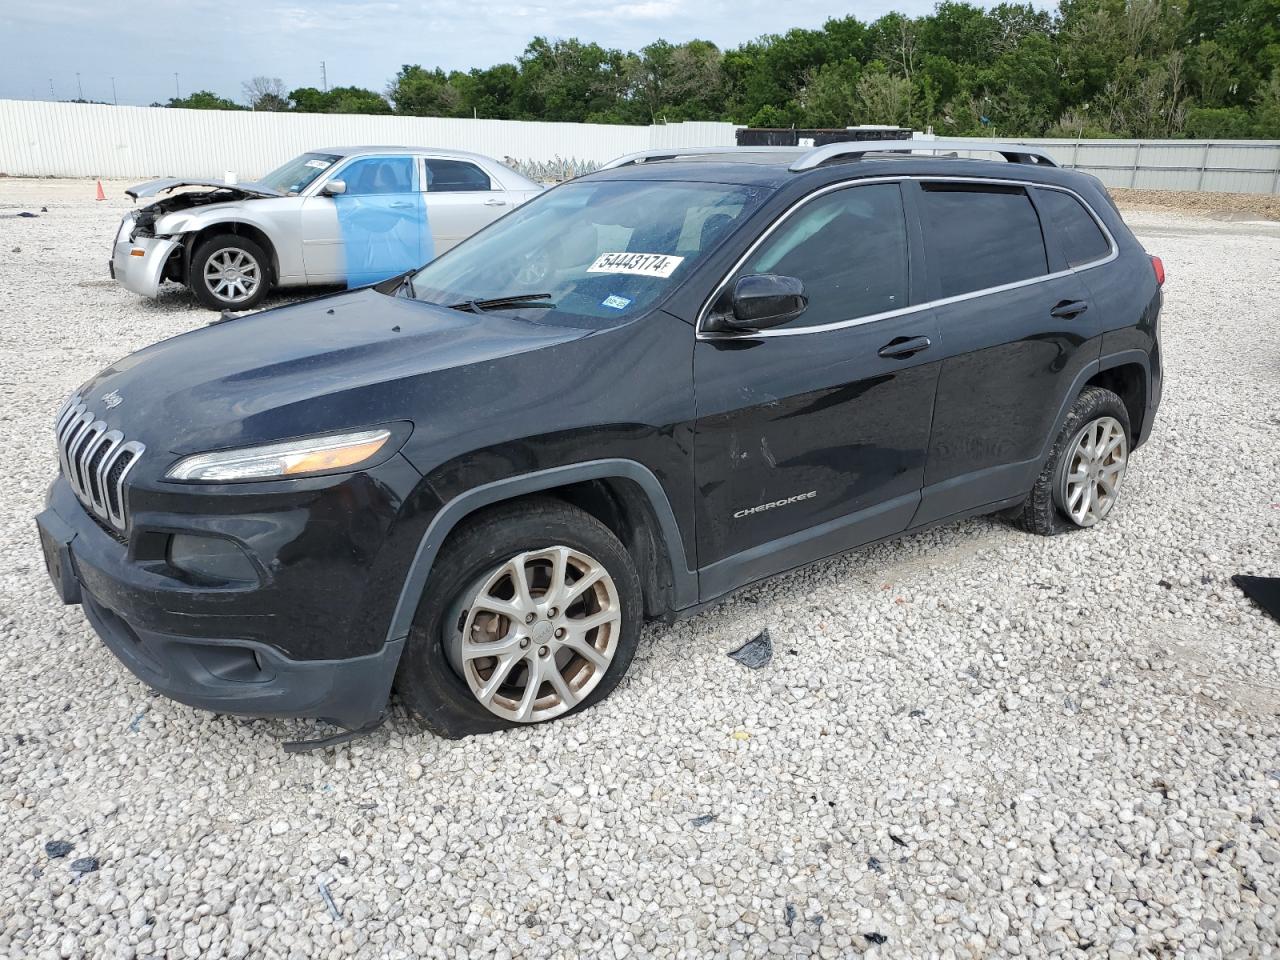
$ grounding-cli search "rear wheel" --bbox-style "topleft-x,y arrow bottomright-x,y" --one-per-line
1014,386 -> 1132,536
190,234 -> 271,311
395,498 -> 643,738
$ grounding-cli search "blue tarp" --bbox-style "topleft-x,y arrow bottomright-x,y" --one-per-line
336,192 -> 432,288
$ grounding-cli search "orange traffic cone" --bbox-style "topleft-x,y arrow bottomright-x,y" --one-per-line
95,180 -> 105,201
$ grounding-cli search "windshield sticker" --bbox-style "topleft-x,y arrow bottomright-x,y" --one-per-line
601,294 -> 632,310
587,252 -> 684,278
305,159 -> 332,169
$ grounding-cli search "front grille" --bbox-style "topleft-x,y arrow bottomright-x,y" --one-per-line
55,395 -> 144,531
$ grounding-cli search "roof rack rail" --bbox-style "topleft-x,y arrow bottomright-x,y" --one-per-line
601,146 -> 799,169
790,139 -> 1058,171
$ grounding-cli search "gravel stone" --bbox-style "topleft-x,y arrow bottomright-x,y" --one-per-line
0,180 -> 1278,958
43,840 -> 74,859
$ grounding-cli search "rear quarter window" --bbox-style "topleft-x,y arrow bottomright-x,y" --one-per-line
1034,188 -> 1112,267
919,184 -> 1048,298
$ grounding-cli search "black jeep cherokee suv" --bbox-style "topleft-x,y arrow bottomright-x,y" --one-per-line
37,140 -> 1163,739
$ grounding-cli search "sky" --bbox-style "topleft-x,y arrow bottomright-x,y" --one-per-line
0,0 -> 1044,107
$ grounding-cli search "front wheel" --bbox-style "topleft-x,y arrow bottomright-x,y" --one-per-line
395,498 -> 643,738
190,234 -> 271,311
1014,386 -> 1132,536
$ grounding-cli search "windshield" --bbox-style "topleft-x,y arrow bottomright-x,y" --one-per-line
259,152 -> 342,195
408,179 -> 769,322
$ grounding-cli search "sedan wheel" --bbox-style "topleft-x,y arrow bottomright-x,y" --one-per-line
203,248 -> 262,304
445,545 -> 623,723
1055,415 -> 1128,527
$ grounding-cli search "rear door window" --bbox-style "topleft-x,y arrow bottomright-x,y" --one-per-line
919,184 -> 1048,298
732,182 -> 910,328
1034,188 -> 1112,267
424,159 -> 493,192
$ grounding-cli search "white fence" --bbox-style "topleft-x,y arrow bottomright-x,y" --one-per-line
2,100 -> 1278,193
941,136 -> 1280,194
0,99 -> 738,180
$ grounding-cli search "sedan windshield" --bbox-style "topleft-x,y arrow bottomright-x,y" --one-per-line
408,179 -> 769,322
260,152 -> 342,195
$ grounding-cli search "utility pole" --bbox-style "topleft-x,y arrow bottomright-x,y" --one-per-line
48,78 -> 55,100
174,72 -> 180,100
321,61 -> 327,92
76,72 -> 83,100
111,76 -> 118,106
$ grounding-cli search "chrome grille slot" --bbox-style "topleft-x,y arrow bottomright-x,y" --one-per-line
55,395 -> 145,531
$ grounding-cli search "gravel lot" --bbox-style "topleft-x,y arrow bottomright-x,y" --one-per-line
1,178 -> 1278,959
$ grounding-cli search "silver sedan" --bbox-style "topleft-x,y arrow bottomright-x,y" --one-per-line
110,146 -> 543,310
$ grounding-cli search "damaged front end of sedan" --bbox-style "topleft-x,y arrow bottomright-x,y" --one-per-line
108,178 -> 282,300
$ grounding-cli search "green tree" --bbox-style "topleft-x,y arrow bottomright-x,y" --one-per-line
625,39 -> 726,122
290,85 -> 391,114
454,65 -> 520,119
975,32 -> 1064,134
166,91 -> 244,110
724,28 -> 833,122
514,38 -> 630,122
1185,104 -> 1256,134
869,13 -> 922,81
918,2 -> 999,64
1252,72 -> 1280,135
1189,40 -> 1244,106
288,87 -> 332,112
327,86 -> 393,114
799,60 -> 862,126
388,65 -> 465,116
856,69 -> 913,125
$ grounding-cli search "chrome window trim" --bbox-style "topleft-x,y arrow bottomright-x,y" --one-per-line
695,175 -> 1119,341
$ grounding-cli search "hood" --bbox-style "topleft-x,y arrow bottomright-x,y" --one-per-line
125,177 -> 284,200
76,289 -> 590,461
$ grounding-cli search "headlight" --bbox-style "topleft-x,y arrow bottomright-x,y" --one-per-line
166,428 -> 392,482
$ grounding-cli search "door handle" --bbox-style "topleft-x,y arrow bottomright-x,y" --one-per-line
878,335 -> 932,359
484,198 -> 507,206
389,201 -> 414,210
1050,299 -> 1089,319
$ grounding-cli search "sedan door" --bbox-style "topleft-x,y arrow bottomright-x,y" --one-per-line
300,155 -> 426,285
692,181 -> 941,599
421,157 -> 512,254
911,180 -> 1102,526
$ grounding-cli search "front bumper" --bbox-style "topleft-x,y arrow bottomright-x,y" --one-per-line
110,230 -> 180,298
35,477 -> 405,730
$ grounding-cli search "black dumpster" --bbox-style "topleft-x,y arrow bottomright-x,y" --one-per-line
735,127 -> 912,147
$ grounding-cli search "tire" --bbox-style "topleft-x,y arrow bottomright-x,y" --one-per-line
1014,386 -> 1132,536
190,234 -> 272,311
395,498 -> 643,738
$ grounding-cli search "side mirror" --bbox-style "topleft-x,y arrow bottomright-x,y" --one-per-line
706,274 -> 808,333
321,179 -> 347,196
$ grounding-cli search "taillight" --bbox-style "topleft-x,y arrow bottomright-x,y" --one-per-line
1151,255 -> 1165,287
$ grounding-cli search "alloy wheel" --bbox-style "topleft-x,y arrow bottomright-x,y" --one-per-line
204,248 -> 261,304
446,546 -> 622,723
1056,415 -> 1128,527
